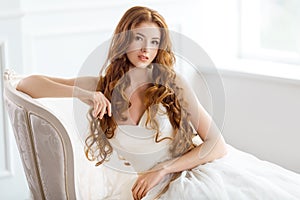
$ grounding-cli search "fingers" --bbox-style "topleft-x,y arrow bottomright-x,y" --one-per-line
132,181 -> 148,200
99,102 -> 107,119
132,177 -> 152,200
140,187 -> 148,200
92,92 -> 112,119
96,98 -> 106,119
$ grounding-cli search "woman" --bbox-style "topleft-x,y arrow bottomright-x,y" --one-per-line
17,6 -> 300,200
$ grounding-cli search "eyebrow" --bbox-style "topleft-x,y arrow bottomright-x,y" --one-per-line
136,32 -> 160,40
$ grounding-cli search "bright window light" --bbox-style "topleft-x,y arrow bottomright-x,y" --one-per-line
240,0 -> 300,65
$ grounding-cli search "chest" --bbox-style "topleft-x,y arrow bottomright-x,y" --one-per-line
124,84 -> 150,126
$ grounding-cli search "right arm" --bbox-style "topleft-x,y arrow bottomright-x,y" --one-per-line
16,75 -> 98,98
16,75 -> 111,118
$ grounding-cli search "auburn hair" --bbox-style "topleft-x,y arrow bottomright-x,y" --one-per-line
84,6 -> 195,197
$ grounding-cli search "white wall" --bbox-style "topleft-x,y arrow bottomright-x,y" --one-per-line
0,0 -> 30,199
184,65 -> 300,174
0,0 -> 299,199
0,0 -> 200,199
221,71 -> 300,173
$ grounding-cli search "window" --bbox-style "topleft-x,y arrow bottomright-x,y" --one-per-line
240,0 -> 300,65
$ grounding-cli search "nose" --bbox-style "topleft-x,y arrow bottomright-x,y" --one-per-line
140,41 -> 149,52
141,47 -> 147,52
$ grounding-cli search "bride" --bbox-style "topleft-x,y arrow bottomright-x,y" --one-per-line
16,6 -> 300,200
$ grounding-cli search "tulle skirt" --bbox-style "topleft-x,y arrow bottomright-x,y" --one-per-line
75,145 -> 300,200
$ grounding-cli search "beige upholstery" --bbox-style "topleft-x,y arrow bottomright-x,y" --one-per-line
3,69 -> 76,200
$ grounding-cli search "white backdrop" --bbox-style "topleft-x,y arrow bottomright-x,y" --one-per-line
0,0 -> 300,199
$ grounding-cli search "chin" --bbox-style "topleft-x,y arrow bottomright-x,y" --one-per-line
134,63 -> 150,68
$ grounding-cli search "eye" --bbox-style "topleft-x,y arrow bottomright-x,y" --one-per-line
151,40 -> 160,45
135,36 -> 143,41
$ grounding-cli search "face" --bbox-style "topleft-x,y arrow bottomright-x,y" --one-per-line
126,22 -> 161,68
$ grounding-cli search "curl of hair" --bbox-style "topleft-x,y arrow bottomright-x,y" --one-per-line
144,63 -> 195,158
84,55 -> 131,166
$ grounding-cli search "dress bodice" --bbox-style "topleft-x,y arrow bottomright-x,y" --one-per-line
106,107 -> 174,173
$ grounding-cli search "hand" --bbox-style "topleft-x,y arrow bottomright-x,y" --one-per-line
132,168 -> 167,200
91,91 -> 112,119
73,87 -> 112,118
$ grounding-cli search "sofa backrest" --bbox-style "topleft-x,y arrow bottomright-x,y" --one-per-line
3,70 -> 76,200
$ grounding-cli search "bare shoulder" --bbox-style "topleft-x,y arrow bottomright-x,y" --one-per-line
174,73 -> 191,91
174,72 -> 199,106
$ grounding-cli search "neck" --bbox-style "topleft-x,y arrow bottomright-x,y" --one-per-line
125,65 -> 153,95
128,66 -> 152,84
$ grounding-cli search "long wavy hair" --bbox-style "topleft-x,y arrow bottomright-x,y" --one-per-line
84,5 -> 196,197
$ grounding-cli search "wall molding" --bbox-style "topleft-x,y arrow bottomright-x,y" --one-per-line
0,1 -> 176,19
20,0 -> 178,16
25,26 -> 113,38
0,41 -> 14,179
0,10 -> 25,20
23,27 -> 113,74
0,0 -> 179,19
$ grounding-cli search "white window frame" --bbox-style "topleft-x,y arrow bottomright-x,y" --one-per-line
239,0 -> 300,65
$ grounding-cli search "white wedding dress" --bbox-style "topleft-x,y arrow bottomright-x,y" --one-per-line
37,96 -> 300,199
72,106 -> 300,200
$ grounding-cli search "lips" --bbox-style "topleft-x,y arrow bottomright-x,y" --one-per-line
138,55 -> 149,61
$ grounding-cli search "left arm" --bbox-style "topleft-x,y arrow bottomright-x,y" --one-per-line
132,75 -> 227,200
160,75 -> 227,173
